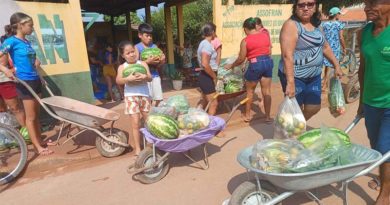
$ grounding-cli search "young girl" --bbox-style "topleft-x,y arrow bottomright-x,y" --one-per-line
116,41 -> 152,155
0,12 -> 53,156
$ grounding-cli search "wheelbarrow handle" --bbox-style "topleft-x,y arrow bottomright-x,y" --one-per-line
239,98 -> 249,105
344,115 -> 363,134
213,93 -> 220,99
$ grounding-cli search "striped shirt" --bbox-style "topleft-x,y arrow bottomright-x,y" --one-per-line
279,20 -> 325,78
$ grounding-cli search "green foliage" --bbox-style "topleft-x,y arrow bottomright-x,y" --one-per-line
151,0 -> 213,45
170,71 -> 185,80
232,0 -> 363,12
104,12 -> 142,26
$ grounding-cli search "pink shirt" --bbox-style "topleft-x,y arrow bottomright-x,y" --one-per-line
211,37 -> 222,50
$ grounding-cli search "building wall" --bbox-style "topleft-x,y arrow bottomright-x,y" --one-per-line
14,0 -> 94,103
213,0 -> 293,81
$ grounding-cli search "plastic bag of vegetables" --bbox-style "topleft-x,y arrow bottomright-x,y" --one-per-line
217,56 -> 242,79
0,112 -> 19,128
274,97 -> 306,139
150,104 -> 179,119
286,125 -> 355,172
250,139 -> 305,173
178,108 -> 210,135
166,95 -> 190,114
328,77 -> 346,117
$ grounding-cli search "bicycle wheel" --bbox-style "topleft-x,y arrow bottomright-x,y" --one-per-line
340,48 -> 358,76
0,123 -> 28,185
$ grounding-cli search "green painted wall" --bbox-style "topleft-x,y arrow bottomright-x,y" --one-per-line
43,71 -> 94,103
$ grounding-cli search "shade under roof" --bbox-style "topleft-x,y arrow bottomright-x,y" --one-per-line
80,0 -> 196,16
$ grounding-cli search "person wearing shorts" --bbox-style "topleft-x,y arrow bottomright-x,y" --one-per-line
278,2 -> 343,120
103,44 -> 121,102
225,17 -> 273,123
0,12 -> 54,155
197,23 -> 219,115
357,1 -> 390,203
136,23 -> 165,106
116,40 -> 152,155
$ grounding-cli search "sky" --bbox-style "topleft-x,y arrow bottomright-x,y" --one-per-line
136,3 -> 164,20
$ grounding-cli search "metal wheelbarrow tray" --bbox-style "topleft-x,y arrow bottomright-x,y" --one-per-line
228,117 -> 390,205
16,78 -> 128,158
128,116 -> 226,184
237,144 -> 381,191
41,96 -> 120,127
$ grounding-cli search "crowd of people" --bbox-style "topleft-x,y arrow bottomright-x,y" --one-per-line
0,0 -> 389,203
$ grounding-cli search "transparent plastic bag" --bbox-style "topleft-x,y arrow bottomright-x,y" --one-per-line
285,125 -> 353,173
328,77 -> 346,117
217,56 -> 244,94
250,139 -> 305,173
0,112 -> 20,128
166,95 -> 190,114
150,105 -> 179,119
178,108 -> 210,135
274,97 -> 306,139
215,79 -> 225,94
217,56 -> 239,79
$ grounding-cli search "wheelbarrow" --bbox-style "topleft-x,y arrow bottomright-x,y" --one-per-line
228,116 -> 390,205
128,98 -> 249,184
16,78 -> 129,157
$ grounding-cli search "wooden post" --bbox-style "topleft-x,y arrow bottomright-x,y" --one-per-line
176,4 -> 184,55
126,12 -> 133,42
110,15 -> 117,45
164,5 -> 174,65
145,0 -> 152,24
213,0 -> 223,41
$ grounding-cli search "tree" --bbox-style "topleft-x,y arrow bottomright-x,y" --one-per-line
232,0 -> 363,13
150,0 -> 213,45
104,12 -> 142,26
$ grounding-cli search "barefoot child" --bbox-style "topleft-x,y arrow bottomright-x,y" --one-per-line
0,12 -> 53,156
116,41 -> 152,155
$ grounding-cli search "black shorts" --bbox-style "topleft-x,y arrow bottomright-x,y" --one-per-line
198,71 -> 216,95
16,79 -> 42,100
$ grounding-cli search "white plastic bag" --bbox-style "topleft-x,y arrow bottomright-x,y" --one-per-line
178,108 -> 210,135
250,139 -> 305,173
274,97 -> 306,139
0,112 -> 19,128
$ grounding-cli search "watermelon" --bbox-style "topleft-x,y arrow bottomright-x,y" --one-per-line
297,128 -> 351,148
141,48 -> 163,61
122,64 -> 147,77
19,127 -> 31,144
146,114 -> 179,139
224,82 -> 241,93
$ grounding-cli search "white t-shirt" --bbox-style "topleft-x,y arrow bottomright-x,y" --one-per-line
197,39 -> 218,71
123,61 -> 150,98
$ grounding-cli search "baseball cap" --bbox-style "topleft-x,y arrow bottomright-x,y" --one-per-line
329,7 -> 341,16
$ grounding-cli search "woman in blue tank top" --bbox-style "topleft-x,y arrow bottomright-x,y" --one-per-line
278,0 -> 343,120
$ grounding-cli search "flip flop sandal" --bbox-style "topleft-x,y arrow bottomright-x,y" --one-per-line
42,139 -> 57,147
38,148 -> 54,156
368,177 -> 381,191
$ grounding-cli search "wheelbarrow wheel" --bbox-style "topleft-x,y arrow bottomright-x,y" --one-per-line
134,147 -> 169,184
344,74 -> 360,104
95,128 -> 127,158
229,180 -> 279,205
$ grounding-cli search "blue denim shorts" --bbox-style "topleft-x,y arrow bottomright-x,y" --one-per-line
278,70 -> 321,106
364,104 -> 390,162
244,55 -> 273,82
